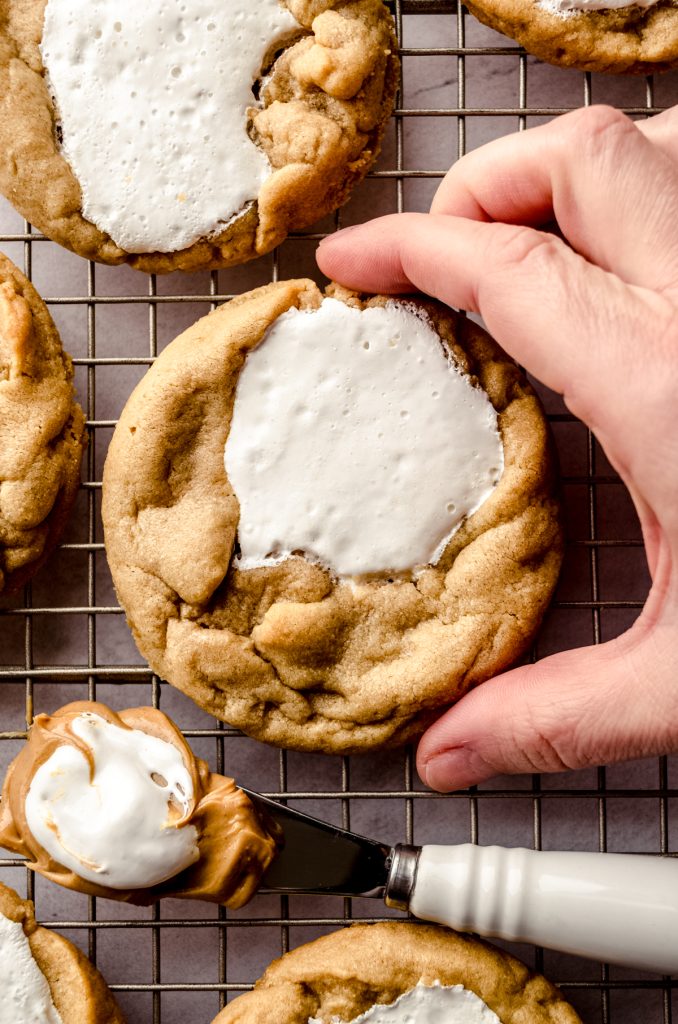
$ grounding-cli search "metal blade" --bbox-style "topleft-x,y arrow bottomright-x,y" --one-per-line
242,788 -> 392,897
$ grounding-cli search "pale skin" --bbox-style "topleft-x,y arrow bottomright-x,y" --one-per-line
317,104 -> 678,793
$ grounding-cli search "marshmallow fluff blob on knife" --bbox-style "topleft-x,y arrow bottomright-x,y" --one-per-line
39,0 -> 298,253
24,712 -> 199,889
225,299 -> 504,578
0,914 -> 63,1024
309,982 -> 501,1024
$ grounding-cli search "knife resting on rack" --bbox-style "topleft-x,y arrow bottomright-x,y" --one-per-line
243,787 -> 678,976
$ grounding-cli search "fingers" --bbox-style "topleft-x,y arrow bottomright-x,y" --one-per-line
317,210 -> 671,437
427,105 -> 678,293
416,626 -> 677,791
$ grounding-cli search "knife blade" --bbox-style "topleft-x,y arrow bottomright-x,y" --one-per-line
241,788 -> 393,897
243,786 -> 678,974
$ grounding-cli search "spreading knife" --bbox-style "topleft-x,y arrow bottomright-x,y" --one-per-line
243,788 -> 678,975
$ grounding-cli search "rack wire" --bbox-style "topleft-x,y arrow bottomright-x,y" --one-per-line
0,3 -> 676,1022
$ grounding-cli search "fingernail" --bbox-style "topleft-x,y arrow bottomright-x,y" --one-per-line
421,748 -> 477,792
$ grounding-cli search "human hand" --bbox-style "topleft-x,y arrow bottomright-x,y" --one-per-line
317,104 -> 678,792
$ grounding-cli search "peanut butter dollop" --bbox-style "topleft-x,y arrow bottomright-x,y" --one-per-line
0,701 -> 279,907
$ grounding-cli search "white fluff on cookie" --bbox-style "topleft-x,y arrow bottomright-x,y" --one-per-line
40,0 -> 298,252
25,712 -> 199,889
309,981 -> 501,1024
538,0 -> 658,16
225,298 -> 504,578
0,912 -> 63,1024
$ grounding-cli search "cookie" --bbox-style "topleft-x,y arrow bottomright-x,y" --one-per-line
0,880 -> 126,1024
102,279 -> 563,754
0,701 -> 279,906
0,0 -> 397,273
463,0 -> 678,73
210,921 -> 581,1023
0,252 -> 85,595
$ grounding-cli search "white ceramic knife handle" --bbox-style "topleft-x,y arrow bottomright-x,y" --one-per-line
409,844 -> 678,974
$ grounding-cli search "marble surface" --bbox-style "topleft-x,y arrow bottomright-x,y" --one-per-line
1,7 -> 677,1024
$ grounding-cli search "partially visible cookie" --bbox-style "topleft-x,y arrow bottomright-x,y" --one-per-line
463,0 -> 678,74
0,701 -> 279,907
0,0 -> 397,272
0,252 -> 85,595
211,922 -> 582,1023
102,279 -> 563,754
0,881 -> 126,1024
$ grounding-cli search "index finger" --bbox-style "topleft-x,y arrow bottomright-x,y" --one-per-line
430,105 -> 678,294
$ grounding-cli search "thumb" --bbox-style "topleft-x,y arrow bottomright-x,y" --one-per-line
416,627 -> 674,791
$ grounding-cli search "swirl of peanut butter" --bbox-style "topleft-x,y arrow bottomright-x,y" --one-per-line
0,701 -> 279,907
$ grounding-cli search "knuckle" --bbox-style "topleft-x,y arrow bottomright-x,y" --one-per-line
518,708 -> 578,774
488,225 -> 565,279
565,104 -> 636,156
509,667 -> 595,774
511,711 -> 575,774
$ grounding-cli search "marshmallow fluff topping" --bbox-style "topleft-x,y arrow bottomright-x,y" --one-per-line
25,712 -> 199,889
309,982 -> 501,1024
539,0 -> 659,14
0,912 -> 64,1024
225,299 -> 504,577
40,0 -> 298,252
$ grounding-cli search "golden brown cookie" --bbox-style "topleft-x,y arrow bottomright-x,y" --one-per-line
0,701 -> 279,907
101,279 -> 563,754
464,0 -> 678,74
0,0 -> 397,273
211,922 -> 582,1023
0,881 -> 126,1024
0,252 -> 85,595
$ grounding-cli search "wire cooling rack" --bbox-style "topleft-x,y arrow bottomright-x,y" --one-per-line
1,3 -> 677,1022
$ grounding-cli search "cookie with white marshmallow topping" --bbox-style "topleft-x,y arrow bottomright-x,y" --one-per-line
0,701 -> 279,906
102,280 -> 563,754
461,0 -> 678,72
0,881 -> 125,1024
210,922 -> 581,1024
0,0 -> 397,272
0,252 -> 85,595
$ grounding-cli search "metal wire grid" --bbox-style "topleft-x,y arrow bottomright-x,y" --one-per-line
0,3 -> 676,1022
